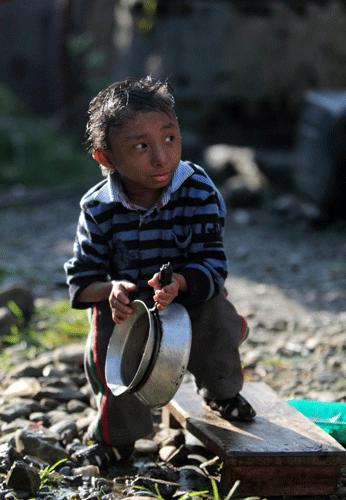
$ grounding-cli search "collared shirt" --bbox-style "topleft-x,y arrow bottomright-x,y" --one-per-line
64,160 -> 228,308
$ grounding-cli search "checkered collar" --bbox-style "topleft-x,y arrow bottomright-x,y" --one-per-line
106,160 -> 194,210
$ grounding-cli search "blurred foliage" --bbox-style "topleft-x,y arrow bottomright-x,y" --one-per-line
0,298 -> 89,370
0,83 -> 96,188
0,82 -> 29,117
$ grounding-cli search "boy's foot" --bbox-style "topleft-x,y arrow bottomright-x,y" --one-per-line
205,394 -> 256,421
71,443 -> 134,468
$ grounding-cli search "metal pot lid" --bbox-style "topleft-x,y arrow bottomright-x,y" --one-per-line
134,301 -> 192,408
105,300 -> 155,396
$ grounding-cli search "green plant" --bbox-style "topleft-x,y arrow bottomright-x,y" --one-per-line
39,459 -> 67,488
135,478 -> 261,500
0,121 -> 96,187
135,483 -> 209,500
0,298 -> 89,370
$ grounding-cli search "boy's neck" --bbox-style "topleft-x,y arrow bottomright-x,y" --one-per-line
126,188 -> 163,209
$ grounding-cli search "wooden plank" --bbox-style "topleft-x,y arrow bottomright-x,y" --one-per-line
163,382 -> 346,497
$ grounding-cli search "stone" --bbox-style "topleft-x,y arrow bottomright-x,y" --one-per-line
45,410 -> 72,426
159,445 -> 189,465
0,285 -> 34,320
49,420 -> 78,440
199,456 -> 221,475
33,385 -> 86,403
158,446 -> 176,462
0,399 -> 42,423
0,444 -> 22,468
14,429 -> 69,465
132,476 -> 180,499
72,465 -> 100,477
39,398 -> 59,411
6,461 -> 40,494
53,344 -> 85,366
66,399 -> 88,414
3,377 -> 41,398
154,428 -> 185,448
134,439 -> 160,455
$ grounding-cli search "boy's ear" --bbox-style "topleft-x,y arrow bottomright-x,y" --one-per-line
93,150 -> 114,170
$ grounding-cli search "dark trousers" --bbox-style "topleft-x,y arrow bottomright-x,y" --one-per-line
85,293 -> 248,446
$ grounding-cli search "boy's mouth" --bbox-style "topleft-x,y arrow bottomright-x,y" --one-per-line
151,173 -> 170,182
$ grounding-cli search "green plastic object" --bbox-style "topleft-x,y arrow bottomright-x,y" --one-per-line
287,399 -> 346,444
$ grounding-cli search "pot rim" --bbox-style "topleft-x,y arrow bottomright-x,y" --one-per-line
105,300 -> 155,396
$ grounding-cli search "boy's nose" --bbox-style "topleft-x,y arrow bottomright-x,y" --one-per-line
151,145 -> 167,166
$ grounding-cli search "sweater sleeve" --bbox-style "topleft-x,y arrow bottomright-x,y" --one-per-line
176,189 -> 228,305
64,207 -> 111,309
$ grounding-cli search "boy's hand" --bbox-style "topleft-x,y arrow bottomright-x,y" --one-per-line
148,272 -> 186,310
109,280 -> 136,324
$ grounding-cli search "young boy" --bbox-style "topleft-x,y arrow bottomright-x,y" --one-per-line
64,76 -> 255,467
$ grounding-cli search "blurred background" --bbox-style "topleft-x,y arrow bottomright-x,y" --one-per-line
1,0 -> 346,214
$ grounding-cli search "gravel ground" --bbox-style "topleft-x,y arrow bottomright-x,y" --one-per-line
1,172 -> 346,404
1,155 -> 346,498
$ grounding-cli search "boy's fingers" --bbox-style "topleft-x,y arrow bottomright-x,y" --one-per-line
148,273 -> 160,287
111,302 -> 133,323
122,281 -> 136,291
110,295 -> 132,311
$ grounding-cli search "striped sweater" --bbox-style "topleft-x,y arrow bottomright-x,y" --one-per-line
64,160 -> 228,308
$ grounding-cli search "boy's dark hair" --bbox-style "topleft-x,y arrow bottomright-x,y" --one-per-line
86,76 -> 176,159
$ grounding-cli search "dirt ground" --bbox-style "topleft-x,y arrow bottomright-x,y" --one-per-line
1,153 -> 346,499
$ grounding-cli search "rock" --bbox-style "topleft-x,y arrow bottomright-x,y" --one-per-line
158,446 -> 176,462
6,461 -> 40,494
199,456 -> 221,475
42,364 -> 67,378
222,175 -> 262,209
202,144 -> 237,185
5,353 -> 54,379
126,497 -> 155,500
72,465 -> 100,477
33,385 -> 86,403
29,412 -> 47,424
39,398 -> 59,411
134,439 -> 160,455
1,418 -> 33,434
0,444 -> 22,468
2,378 -> 41,398
137,465 -> 179,484
159,445 -> 189,465
49,420 -> 78,441
132,476 -> 180,499
0,285 -> 34,321
53,344 -> 85,366
0,490 -> 12,500
45,410 -> 72,426
0,399 -> 42,423
0,307 -> 16,336
154,428 -> 185,448
177,465 -> 210,492
76,413 -> 97,434
14,428 -> 69,465
66,399 -> 88,414
186,453 -> 209,466
59,465 -> 72,476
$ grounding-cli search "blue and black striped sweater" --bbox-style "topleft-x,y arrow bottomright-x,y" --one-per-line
64,160 -> 228,308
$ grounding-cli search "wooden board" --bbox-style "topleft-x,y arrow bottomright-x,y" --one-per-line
162,382 -> 346,497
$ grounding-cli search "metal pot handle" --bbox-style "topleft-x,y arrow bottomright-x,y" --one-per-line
159,262 -> 173,287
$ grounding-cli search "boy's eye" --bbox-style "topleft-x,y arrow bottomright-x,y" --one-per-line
165,135 -> 175,143
135,143 -> 147,149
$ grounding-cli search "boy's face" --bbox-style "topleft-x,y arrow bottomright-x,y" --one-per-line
96,110 -> 181,205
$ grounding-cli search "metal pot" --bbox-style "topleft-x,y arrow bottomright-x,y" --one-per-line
105,266 -> 192,408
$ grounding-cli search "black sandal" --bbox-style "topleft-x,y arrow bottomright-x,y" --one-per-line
205,394 -> 256,421
71,443 -> 134,468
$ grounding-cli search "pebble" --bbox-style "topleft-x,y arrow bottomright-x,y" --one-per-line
1,179 -> 346,499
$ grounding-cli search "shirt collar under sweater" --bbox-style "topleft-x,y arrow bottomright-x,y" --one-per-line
91,160 -> 194,211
